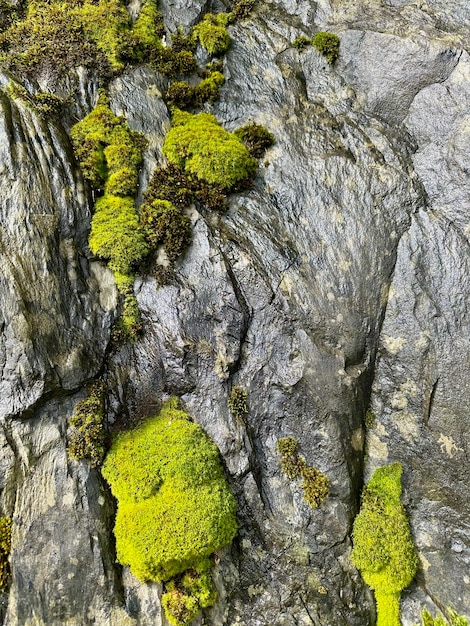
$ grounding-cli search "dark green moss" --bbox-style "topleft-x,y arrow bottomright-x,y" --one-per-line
140,199 -> 192,263
365,408 -> 376,428
6,82 -> 72,116
292,36 -> 311,51
0,517 -> 11,592
68,381 -> 107,468
234,122 -> 274,159
312,32 -> 340,64
231,0 -> 255,21
227,386 -> 248,419
277,437 -> 329,507
164,72 -> 225,110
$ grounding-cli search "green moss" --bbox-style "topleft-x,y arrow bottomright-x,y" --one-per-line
418,608 -> 469,626
365,408 -> 376,428
0,517 -> 11,593
227,386 -> 248,419
140,199 -> 192,263
292,36 -> 311,51
164,72 -> 225,111
234,122 -> 274,159
6,82 -> 72,116
163,110 -> 256,190
162,588 -> 199,626
277,437 -> 329,507
67,381 -> 107,468
101,398 -> 238,582
162,567 -> 217,625
312,32 -> 340,64
193,13 -> 231,56
350,463 -> 418,626
132,0 -> 164,52
231,0 -> 256,21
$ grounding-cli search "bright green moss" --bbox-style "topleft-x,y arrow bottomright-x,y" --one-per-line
292,36 -> 311,51
67,381 -> 106,468
277,437 -> 329,507
312,32 -> 340,64
418,608 -> 469,626
0,517 -> 11,592
162,567 -> 217,626
132,0 -> 164,51
350,463 -> 418,626
164,72 -> 225,110
163,110 -> 256,190
101,398 -> 238,582
193,13 -> 231,55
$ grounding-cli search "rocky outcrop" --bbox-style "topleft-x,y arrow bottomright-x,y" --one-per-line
0,0 -> 469,624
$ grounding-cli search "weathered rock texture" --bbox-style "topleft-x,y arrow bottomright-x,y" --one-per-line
0,0 -> 469,624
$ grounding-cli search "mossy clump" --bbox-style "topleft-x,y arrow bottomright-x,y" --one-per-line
312,32 -> 340,64
162,566 -> 217,626
418,608 -> 469,626
277,437 -> 329,508
234,122 -> 275,159
231,0 -> 256,21
227,386 -> 248,419
101,398 -> 238,583
163,110 -> 257,190
164,72 -> 225,110
350,463 -> 418,626
0,517 -> 12,592
140,199 -> 192,263
292,36 -> 311,51
365,408 -> 376,428
67,381 -> 107,468
6,82 -> 72,116
193,13 -> 231,56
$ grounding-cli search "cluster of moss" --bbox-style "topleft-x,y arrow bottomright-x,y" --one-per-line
101,398 -> 237,623
140,199 -> 192,263
0,0 -> 162,80
231,0 -> 256,21
418,608 -> 468,626
162,564 -> 217,626
164,110 -> 257,189
6,82 -> 72,116
365,408 -> 376,428
277,437 -> 329,508
312,32 -> 340,64
165,71 -> 225,110
351,463 -> 418,626
234,123 -> 275,159
67,381 -> 107,468
71,90 -> 148,340
291,32 -> 340,63
0,517 -> 11,592
227,386 -> 248,419
193,13 -> 231,56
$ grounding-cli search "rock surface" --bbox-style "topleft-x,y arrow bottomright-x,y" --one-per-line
0,0 -> 469,625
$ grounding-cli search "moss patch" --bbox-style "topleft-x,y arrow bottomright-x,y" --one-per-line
227,386 -> 248,419
277,437 -> 329,508
418,608 -> 469,626
351,463 -> 418,626
140,199 -> 192,263
193,13 -> 231,56
234,122 -> 275,159
67,381 -> 107,468
163,110 -> 256,190
101,398 -> 238,582
0,517 -> 11,592
312,32 -> 340,64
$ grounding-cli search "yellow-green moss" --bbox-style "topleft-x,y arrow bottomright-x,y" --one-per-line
312,32 -> 340,64
276,437 -> 329,508
227,386 -> 248,419
140,199 -> 192,263
163,110 -> 256,190
101,398 -> 238,582
418,608 -> 469,626
350,463 -> 418,626
193,13 -> 231,56
67,381 -> 107,468
162,567 -> 218,626
0,517 -> 11,592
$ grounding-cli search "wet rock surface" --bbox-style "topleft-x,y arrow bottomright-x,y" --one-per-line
0,0 -> 469,624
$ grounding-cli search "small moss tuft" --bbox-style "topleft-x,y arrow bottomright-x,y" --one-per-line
68,381 -> 107,468
312,32 -> 340,64
0,517 -> 12,592
365,408 -> 376,428
234,122 -> 274,159
292,36 -> 311,51
193,13 -> 231,56
231,0 -> 256,21
162,567 -> 218,626
227,386 -> 248,419
418,608 -> 469,626
277,437 -> 329,507
350,463 -> 418,626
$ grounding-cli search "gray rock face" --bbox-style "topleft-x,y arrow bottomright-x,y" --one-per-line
0,0 -> 469,625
